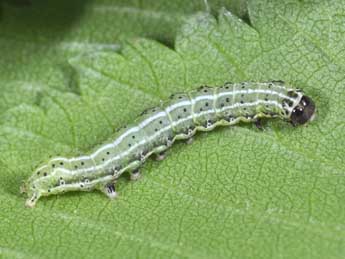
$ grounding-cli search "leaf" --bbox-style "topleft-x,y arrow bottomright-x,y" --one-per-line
0,0 -> 245,93
1,1 -> 345,258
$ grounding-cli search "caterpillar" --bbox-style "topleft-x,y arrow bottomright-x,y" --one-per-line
21,81 -> 316,207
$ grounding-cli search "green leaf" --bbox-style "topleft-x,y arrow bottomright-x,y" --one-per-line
1,1 -> 345,258
0,0 -> 245,92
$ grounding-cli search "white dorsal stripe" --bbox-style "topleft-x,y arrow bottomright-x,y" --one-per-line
50,87 -> 288,169
88,89 -> 291,160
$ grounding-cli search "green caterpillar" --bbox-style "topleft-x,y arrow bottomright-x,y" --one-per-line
21,81 -> 316,207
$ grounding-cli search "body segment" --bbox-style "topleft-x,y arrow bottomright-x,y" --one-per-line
22,81 -> 316,207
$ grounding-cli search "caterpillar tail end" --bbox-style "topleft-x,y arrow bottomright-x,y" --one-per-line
22,186 -> 40,208
25,193 -> 41,208
20,180 -> 41,208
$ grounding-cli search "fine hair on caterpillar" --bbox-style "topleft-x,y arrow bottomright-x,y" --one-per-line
21,81 -> 316,207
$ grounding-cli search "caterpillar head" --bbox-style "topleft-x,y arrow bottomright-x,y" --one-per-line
284,90 -> 316,126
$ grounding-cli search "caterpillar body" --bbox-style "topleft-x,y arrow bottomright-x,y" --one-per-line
22,81 -> 316,207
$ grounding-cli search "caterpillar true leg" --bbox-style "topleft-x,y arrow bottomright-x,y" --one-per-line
156,152 -> 166,161
255,118 -> 264,130
130,169 -> 141,181
102,183 -> 117,199
186,137 -> 194,145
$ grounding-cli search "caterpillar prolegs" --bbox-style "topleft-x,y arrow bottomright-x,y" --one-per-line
21,81 -> 316,207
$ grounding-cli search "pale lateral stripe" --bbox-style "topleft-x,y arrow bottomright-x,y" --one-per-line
97,89 -> 292,157
49,89 -> 291,164
54,99 -> 281,176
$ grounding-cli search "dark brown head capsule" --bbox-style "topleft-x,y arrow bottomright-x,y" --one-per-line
290,95 -> 316,126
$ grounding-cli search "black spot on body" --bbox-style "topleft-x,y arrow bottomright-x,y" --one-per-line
271,80 -> 284,84
228,116 -> 234,122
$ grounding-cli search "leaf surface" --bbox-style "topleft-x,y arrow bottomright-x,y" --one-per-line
0,1 -> 344,258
